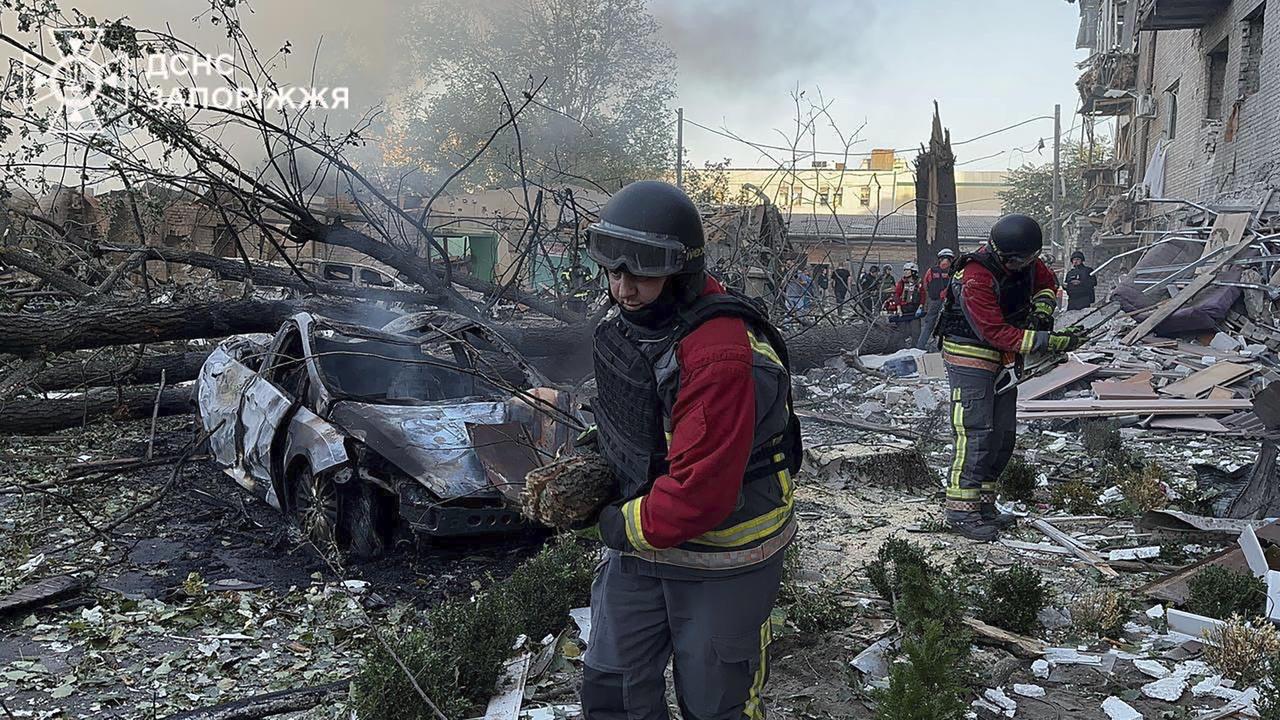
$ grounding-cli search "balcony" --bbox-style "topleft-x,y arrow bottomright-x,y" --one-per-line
1077,51 -> 1139,115
1138,0 -> 1229,30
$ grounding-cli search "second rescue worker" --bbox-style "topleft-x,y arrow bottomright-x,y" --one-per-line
580,180 -> 803,720
937,214 -> 1085,541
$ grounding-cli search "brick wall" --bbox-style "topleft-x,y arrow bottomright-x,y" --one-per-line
1135,0 -> 1279,208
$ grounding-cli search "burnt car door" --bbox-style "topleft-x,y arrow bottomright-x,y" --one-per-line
236,323 -> 304,508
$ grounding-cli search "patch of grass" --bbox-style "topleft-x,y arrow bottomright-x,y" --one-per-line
1187,566 -> 1267,621
1071,588 -> 1129,638
351,538 -> 596,719
998,457 -> 1037,503
978,564 -> 1048,635
1204,615 -> 1280,685
1051,479 -> 1100,514
1080,420 -> 1124,458
780,541 -> 854,634
873,620 -> 970,720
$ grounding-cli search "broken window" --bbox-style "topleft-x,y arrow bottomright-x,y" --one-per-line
359,268 -> 393,287
776,185 -> 791,206
832,189 -> 844,208
1164,80 -> 1180,139
819,185 -> 830,205
791,187 -> 804,205
1242,4 -> 1266,97
322,263 -> 354,283
859,187 -> 871,207
1207,39 -> 1228,120
312,324 -> 500,404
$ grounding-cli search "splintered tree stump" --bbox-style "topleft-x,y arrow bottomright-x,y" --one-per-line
522,452 -> 616,529
804,441 -> 934,490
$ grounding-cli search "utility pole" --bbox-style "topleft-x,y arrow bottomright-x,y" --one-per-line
1052,103 -> 1062,255
676,107 -> 684,188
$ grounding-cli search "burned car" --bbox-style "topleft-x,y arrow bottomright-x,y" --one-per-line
195,312 -> 574,557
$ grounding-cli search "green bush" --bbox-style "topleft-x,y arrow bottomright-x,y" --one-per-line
1051,479 -> 1100,514
1080,420 -> 1124,458
978,564 -> 1048,635
866,536 -> 934,604
780,541 -> 854,634
874,620 -> 970,720
1187,566 -> 1267,621
352,538 -> 596,719
998,457 -> 1037,503
1256,654 -> 1280,720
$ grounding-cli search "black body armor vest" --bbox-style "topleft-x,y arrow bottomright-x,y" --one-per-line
937,250 -> 1036,347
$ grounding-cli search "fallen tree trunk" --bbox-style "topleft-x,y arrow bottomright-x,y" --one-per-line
162,679 -> 348,720
0,385 -> 191,435
0,298 -> 361,356
31,351 -> 211,392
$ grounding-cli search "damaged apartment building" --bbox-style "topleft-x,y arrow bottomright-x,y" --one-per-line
1070,0 -> 1280,264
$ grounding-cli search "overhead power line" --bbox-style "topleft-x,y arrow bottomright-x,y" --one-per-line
683,113 -> 1064,159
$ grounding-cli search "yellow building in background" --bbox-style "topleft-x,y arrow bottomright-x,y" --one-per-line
717,150 -> 1008,217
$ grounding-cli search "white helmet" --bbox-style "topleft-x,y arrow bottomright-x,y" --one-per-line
903,261 -> 918,273
937,248 -> 956,258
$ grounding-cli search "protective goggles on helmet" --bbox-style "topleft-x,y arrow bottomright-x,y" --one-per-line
993,245 -> 1041,269
586,221 -> 700,277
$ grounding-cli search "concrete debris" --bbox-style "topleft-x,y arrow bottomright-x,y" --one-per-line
982,687 -> 1017,717
1132,658 -> 1169,679
1031,660 -> 1051,679
569,607 -> 592,646
1140,674 -> 1186,702
1012,683 -> 1045,698
851,636 -> 894,679
1100,696 -> 1142,720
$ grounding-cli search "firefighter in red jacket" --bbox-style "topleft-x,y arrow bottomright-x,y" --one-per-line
938,214 -> 1084,541
582,180 -> 802,720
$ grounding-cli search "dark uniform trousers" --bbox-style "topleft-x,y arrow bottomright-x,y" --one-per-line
944,358 -> 1019,519
582,550 -> 784,720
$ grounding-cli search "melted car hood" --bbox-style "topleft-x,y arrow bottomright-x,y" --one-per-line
330,400 -> 509,500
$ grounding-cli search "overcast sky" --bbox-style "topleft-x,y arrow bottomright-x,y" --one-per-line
654,0 -> 1090,171
3,0 -> 1089,174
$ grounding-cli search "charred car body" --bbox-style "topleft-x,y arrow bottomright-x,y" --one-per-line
196,312 -> 573,556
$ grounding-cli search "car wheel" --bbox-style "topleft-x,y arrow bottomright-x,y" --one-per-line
292,464 -> 340,555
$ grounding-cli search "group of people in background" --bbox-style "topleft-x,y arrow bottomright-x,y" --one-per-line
777,246 -> 1099,331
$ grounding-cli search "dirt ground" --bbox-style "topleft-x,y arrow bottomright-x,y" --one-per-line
0,397 -> 1262,719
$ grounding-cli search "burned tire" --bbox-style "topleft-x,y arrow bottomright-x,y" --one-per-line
291,464 -> 340,556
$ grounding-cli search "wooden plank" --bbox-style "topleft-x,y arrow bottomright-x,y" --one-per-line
962,617 -> 1046,658
1092,378 -> 1158,399
1124,231 -> 1256,344
1017,360 -> 1101,401
1159,362 -> 1256,399
1202,212 -> 1251,258
1030,518 -> 1120,579
1147,416 -> 1231,433
1018,398 -> 1251,420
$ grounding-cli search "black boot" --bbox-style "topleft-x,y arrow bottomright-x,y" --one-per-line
981,503 -> 1019,530
947,515 -> 1000,542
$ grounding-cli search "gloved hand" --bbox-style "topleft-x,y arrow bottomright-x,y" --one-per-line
574,426 -> 599,451
1029,307 -> 1055,332
596,502 -> 631,551
915,307 -> 924,318
1047,329 -> 1087,353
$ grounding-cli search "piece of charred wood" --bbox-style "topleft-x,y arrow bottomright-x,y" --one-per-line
0,385 -> 191,435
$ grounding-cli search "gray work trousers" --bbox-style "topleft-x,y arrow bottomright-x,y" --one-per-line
916,305 -> 942,350
582,551 -> 784,720
943,360 -> 1018,521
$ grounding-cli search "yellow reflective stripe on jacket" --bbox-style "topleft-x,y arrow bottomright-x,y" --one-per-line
622,497 -> 656,552
1019,329 -> 1036,354
747,329 -> 783,367
689,453 -> 794,548
942,339 -> 1002,362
